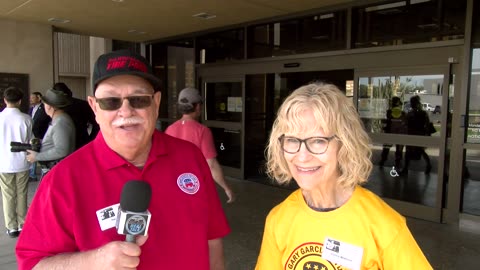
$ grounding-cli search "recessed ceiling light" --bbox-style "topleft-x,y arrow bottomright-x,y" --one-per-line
112,0 -> 125,2
48,18 -> 71,23
128,29 -> 147,35
192,12 -> 216,20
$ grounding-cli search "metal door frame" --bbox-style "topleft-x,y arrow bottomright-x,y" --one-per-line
201,76 -> 245,179
355,65 -> 452,222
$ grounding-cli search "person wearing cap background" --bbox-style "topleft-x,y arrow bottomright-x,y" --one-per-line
166,87 -> 236,203
16,50 -> 230,270
53,82 -> 100,150
25,88 -> 75,170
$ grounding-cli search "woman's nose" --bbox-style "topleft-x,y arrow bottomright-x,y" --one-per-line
295,143 -> 312,161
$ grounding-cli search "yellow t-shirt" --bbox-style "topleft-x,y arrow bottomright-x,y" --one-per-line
255,186 -> 432,270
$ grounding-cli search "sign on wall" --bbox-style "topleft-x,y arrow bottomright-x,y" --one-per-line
0,73 -> 29,113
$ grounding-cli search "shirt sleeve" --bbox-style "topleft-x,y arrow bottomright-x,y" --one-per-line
255,210 -> 283,270
382,224 -> 433,270
26,116 -> 33,142
201,127 -> 217,160
16,169 -> 76,270
37,117 -> 75,161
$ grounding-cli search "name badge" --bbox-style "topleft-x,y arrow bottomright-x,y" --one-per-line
322,237 -> 363,270
96,203 -> 119,231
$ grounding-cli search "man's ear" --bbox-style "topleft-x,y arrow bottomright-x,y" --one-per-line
87,96 -> 98,114
154,91 -> 161,108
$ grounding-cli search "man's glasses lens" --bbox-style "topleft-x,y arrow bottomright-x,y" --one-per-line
95,95 -> 153,111
279,135 -> 333,154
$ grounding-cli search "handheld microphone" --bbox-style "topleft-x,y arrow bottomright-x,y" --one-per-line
116,180 -> 152,243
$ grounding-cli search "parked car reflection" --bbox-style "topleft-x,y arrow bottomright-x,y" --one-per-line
422,103 -> 435,112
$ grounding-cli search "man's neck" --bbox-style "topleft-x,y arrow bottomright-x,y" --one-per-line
125,149 -> 150,168
111,142 -> 152,168
181,113 -> 198,122
6,104 -> 19,109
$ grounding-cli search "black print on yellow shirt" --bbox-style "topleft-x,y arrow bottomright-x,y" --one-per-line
284,242 -> 348,270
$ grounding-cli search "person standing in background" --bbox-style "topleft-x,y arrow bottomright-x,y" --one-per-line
29,91 -> 51,180
402,95 -> 432,175
379,96 -> 407,169
166,87 -> 236,203
0,87 -> 33,238
26,88 -> 76,173
53,82 -> 100,150
30,92 -> 51,140
28,92 -> 42,181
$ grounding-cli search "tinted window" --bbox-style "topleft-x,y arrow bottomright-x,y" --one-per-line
352,0 -> 466,48
247,11 -> 346,59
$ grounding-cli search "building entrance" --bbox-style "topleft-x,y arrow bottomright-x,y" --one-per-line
197,45 -> 465,223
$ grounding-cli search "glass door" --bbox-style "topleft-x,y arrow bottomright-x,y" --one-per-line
355,66 -> 451,222
202,77 -> 244,179
462,48 -> 480,217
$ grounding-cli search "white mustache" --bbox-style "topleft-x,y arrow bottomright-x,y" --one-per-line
112,117 -> 145,127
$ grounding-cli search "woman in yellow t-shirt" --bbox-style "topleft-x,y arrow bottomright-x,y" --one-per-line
255,83 -> 432,270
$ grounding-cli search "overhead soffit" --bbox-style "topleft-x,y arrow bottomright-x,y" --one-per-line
0,0 -> 354,42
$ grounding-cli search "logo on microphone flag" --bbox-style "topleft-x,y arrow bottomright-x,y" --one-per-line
117,210 -> 151,236
125,214 -> 148,235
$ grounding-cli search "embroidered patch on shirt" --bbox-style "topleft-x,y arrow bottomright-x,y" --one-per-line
177,173 -> 200,194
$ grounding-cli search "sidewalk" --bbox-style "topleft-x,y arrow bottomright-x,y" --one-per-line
0,179 -> 39,269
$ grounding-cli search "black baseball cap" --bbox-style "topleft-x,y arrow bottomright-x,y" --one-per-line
92,50 -> 161,93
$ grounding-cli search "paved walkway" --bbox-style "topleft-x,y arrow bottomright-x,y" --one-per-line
0,179 -> 39,269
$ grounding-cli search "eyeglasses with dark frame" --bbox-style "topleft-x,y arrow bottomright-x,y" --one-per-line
94,95 -> 154,111
279,134 -> 336,155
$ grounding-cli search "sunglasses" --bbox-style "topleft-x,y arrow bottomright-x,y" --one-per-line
95,95 -> 154,111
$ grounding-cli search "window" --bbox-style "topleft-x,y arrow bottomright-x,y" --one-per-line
352,0 -> 466,48
247,10 -> 346,59
358,74 -> 444,134
196,29 -> 244,64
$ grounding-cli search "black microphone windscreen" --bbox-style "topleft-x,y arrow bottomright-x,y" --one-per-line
120,180 -> 152,212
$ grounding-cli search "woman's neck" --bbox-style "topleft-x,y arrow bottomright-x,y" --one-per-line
302,185 -> 354,209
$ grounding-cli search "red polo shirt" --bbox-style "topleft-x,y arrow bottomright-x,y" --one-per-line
16,131 -> 230,269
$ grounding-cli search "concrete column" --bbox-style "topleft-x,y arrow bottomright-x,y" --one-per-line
88,37 -> 112,96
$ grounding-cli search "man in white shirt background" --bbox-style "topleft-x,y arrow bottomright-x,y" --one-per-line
0,86 -> 33,238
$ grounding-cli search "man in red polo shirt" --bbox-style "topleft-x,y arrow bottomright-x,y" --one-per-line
16,50 -> 230,270
165,87 -> 235,203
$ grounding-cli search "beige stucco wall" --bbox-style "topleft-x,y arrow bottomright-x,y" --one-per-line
0,18 -> 53,94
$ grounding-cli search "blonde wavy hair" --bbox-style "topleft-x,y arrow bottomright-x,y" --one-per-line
265,82 -> 372,188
